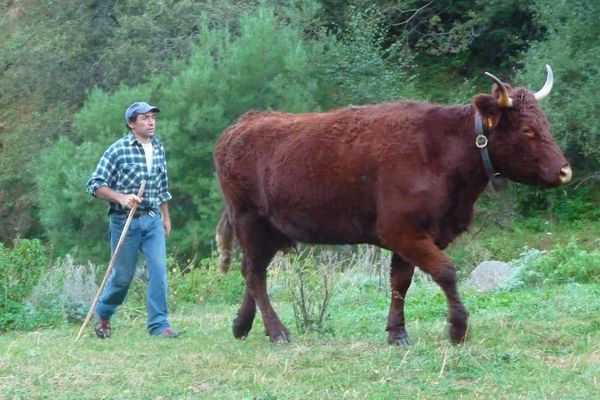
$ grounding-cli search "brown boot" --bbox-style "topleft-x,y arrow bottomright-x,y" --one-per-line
94,314 -> 111,339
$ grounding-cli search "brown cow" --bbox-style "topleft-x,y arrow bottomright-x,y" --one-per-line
214,66 -> 571,345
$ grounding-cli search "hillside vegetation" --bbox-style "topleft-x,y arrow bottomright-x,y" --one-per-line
1,0 -> 598,261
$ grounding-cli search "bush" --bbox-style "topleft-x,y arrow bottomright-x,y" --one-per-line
512,184 -> 600,222
28,255 -> 98,323
505,241 -> 600,288
318,4 -> 418,108
0,239 -> 50,331
288,266 -> 334,334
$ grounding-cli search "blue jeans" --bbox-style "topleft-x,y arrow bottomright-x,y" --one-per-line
95,211 -> 171,336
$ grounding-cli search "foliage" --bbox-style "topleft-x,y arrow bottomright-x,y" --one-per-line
0,243 -> 98,330
28,254 -> 98,323
34,3 -> 419,262
318,0 -> 541,64
0,239 -> 49,331
518,0 -> 600,172
34,138 -> 108,261
317,4 -> 419,107
496,240 -> 600,291
524,241 -> 600,283
512,184 -> 600,222
332,0 -> 542,101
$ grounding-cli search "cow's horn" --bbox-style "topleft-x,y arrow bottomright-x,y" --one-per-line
484,71 -> 513,108
534,64 -> 553,101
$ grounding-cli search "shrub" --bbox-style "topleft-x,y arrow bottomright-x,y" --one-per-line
274,249 -> 337,334
28,255 -> 98,323
0,239 -> 49,331
505,241 -> 600,288
529,241 -> 600,284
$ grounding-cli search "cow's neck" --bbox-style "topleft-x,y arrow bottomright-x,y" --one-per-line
434,105 -> 495,202
427,105 -> 493,246
469,106 -> 496,187
473,111 -> 508,191
434,104 -> 492,189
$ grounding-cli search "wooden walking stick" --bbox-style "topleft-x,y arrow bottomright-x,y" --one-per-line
76,181 -> 146,341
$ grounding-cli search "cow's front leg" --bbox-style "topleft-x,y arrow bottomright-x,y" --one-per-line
435,265 -> 469,344
380,221 -> 469,344
386,254 -> 415,346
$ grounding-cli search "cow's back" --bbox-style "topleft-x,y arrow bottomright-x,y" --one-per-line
214,102 -> 452,244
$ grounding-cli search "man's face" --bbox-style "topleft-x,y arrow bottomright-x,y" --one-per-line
128,112 -> 156,140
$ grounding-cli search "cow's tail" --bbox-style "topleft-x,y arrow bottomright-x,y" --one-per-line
216,210 -> 234,273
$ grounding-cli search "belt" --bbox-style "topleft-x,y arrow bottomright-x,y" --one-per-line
109,208 -> 158,218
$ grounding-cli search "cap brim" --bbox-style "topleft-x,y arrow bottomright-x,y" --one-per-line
139,105 -> 160,114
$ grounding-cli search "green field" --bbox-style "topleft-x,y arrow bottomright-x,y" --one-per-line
1,276 -> 598,399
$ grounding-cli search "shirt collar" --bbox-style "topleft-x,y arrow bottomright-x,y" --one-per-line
126,131 -> 157,146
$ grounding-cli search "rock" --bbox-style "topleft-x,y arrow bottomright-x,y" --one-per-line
467,261 -> 516,291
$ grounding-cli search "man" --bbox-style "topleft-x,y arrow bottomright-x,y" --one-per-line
87,101 -> 179,338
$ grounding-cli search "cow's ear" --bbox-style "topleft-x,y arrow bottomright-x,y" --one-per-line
473,94 -> 501,129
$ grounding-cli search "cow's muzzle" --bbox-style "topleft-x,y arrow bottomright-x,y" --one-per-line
559,164 -> 572,184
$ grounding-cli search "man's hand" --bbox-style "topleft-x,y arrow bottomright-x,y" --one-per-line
160,202 -> 171,237
95,186 -> 143,209
118,193 -> 143,209
163,216 -> 172,237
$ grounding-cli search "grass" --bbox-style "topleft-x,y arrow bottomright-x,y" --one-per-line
1,278 -> 598,399
2,213 -> 598,399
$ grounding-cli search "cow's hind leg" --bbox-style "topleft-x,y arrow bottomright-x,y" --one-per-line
386,254 -> 415,346
234,213 -> 290,342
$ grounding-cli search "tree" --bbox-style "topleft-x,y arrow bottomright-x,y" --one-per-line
0,0 -> 256,245
35,3 -> 419,262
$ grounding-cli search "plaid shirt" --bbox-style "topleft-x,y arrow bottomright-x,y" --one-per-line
87,132 -> 172,212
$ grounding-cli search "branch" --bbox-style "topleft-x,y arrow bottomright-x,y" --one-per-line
389,2 -> 433,27
573,172 -> 600,190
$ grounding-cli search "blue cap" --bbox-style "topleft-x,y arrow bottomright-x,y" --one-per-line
125,102 -> 160,123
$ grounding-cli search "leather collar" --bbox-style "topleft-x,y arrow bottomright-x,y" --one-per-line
474,112 -> 507,191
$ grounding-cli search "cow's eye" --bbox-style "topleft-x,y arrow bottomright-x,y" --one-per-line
521,127 -> 535,138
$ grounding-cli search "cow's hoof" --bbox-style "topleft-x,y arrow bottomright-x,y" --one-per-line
387,331 -> 411,347
268,330 -> 291,343
449,322 -> 468,344
232,319 -> 253,339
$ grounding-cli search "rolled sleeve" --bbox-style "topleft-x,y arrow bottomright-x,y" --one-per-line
87,150 -> 117,197
158,191 -> 172,203
157,167 -> 172,203
156,147 -> 171,204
